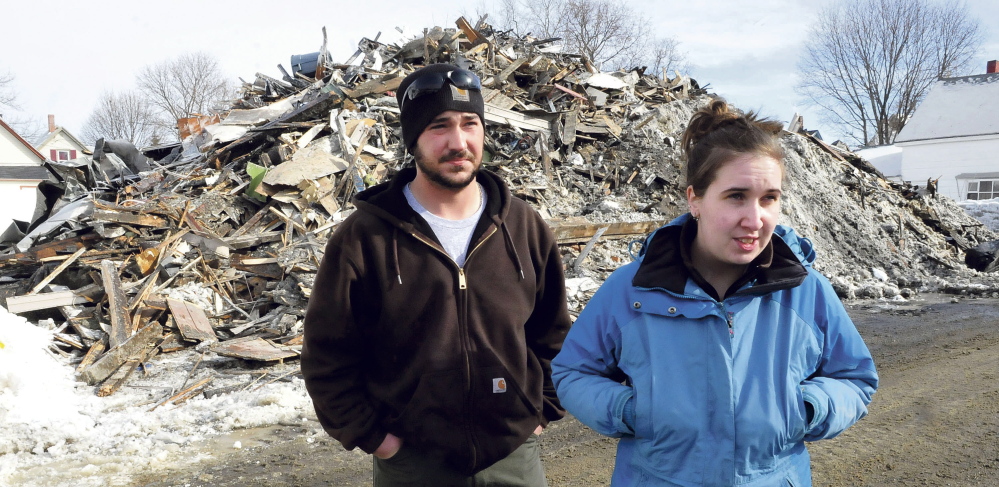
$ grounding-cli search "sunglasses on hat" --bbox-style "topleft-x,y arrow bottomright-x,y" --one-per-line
400,68 -> 482,111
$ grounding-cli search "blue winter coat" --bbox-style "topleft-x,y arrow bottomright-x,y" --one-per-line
552,215 -> 878,486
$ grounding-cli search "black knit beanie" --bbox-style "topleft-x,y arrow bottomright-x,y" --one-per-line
396,63 -> 485,150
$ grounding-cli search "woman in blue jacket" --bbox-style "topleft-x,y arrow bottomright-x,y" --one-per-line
552,99 -> 878,486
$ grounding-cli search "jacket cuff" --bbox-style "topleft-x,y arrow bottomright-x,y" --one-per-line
356,430 -> 389,455
801,384 -> 829,439
613,389 -> 636,435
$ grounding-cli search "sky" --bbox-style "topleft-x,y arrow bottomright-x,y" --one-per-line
2,0 -> 998,146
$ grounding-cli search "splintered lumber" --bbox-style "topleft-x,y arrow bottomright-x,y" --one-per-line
484,104 -> 551,132
213,336 -> 298,363
101,260 -> 133,347
80,322 -> 163,385
552,220 -> 667,244
455,16 -> 486,45
150,377 -> 213,411
1,235 -> 96,266
167,298 -> 218,344
92,208 -> 167,228
491,58 -> 527,87
224,231 -> 284,250
96,342 -> 157,397
341,76 -> 403,99
27,246 -> 88,295
76,341 -> 107,374
5,290 -> 90,313
562,107 -> 579,146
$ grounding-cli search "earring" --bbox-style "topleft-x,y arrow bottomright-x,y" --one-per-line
692,213 -> 699,221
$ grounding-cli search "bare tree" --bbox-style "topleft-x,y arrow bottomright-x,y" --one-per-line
137,52 -> 235,140
0,70 -> 19,111
523,0 -> 570,40
619,35 -> 688,78
0,71 -> 47,143
493,0 -> 683,72
796,0 -> 982,146
563,0 -> 644,68
81,90 -> 160,147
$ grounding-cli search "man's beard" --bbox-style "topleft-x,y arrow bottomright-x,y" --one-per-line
413,147 -> 480,190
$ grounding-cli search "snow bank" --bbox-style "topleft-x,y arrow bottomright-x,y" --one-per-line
0,306 -> 316,487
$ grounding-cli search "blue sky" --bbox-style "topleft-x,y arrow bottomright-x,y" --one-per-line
3,0 -> 997,146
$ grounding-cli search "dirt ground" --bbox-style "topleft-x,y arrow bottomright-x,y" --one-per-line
133,294 -> 999,487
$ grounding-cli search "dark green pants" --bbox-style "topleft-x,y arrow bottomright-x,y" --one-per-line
372,434 -> 548,487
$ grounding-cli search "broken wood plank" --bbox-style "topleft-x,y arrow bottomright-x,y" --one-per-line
97,340 -> 158,397
53,332 -> 85,350
101,260 -> 133,347
224,230 -> 284,250
167,298 -> 218,344
341,75 -> 403,99
5,290 -> 91,313
562,107 -> 579,146
552,220 -> 666,244
92,209 -> 168,228
75,341 -> 106,374
79,322 -> 163,385
150,377 -> 213,411
491,58 -> 527,88
481,88 -> 518,110
27,246 -> 88,295
455,16 -> 486,45
213,336 -> 299,363
484,104 -> 551,132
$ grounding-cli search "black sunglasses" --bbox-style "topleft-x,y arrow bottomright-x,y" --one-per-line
400,69 -> 482,111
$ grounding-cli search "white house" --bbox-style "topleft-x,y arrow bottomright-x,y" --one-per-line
871,62 -> 999,201
34,114 -> 90,163
0,118 -> 49,235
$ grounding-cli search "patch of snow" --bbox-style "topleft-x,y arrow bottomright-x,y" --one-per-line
0,306 -> 315,487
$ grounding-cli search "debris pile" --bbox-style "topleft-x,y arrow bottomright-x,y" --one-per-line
0,16 -> 996,400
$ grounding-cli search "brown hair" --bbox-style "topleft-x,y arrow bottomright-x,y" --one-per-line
681,99 -> 785,197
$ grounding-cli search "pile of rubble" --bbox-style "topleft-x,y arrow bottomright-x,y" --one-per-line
1,16 -> 996,399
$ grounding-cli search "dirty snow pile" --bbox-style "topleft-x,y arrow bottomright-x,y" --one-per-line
0,306 -> 317,487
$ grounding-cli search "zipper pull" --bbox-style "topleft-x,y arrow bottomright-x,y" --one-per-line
458,268 -> 467,290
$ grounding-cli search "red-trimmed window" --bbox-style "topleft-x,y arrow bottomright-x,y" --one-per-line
50,149 -> 76,161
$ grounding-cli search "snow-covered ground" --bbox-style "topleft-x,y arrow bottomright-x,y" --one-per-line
958,198 -> 999,232
0,307 -> 317,487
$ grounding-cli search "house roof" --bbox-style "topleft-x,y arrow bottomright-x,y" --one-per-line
0,118 -> 47,162
34,126 -> 91,154
895,73 -> 999,143
0,165 -> 51,180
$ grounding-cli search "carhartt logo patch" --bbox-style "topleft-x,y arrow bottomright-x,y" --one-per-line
450,84 -> 470,102
492,378 -> 507,393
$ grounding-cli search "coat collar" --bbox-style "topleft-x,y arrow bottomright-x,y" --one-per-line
633,217 -> 807,300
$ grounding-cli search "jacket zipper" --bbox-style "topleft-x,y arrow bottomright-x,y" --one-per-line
409,226 -> 497,471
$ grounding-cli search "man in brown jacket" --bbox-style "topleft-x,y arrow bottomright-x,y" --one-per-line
301,63 -> 572,486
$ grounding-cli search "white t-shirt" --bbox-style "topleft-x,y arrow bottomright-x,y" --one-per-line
403,183 -> 487,267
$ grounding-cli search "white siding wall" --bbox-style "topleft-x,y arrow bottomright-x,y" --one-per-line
0,180 -> 39,230
897,135 -> 999,200
0,130 -> 41,166
36,131 -> 87,160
